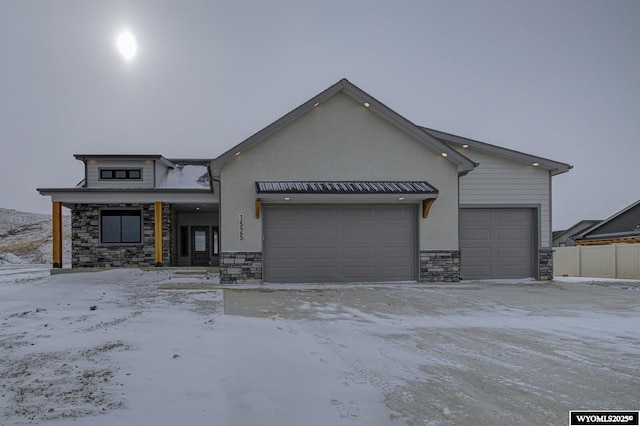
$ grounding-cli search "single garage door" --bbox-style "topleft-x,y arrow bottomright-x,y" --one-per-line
460,208 -> 535,280
263,205 -> 416,283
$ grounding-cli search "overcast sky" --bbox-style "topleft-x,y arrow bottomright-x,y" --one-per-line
1,0 -> 638,229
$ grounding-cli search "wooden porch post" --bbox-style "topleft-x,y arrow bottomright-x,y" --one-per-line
52,202 -> 63,268
154,202 -> 163,266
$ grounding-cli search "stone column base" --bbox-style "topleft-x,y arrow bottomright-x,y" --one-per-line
220,252 -> 263,284
420,250 -> 461,282
538,249 -> 553,281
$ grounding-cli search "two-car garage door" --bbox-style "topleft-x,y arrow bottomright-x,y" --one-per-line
459,208 -> 535,280
263,205 -> 416,283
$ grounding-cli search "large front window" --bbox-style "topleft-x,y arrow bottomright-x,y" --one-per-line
101,210 -> 142,243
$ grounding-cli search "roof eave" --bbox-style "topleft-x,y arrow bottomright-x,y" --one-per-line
422,127 -> 572,175
575,199 -> 640,239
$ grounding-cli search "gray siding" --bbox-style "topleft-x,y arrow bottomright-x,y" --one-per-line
85,159 -> 155,189
457,148 -> 551,247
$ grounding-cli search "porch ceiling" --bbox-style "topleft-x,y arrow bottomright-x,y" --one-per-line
172,203 -> 218,214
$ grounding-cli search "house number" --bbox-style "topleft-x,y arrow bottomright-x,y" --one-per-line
239,213 -> 244,241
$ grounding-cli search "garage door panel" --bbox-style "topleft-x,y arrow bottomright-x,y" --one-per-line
497,247 -> 528,258
498,210 -> 529,221
460,208 -> 534,280
264,205 -> 416,283
300,247 -> 338,258
268,247 -> 300,258
379,227 -> 414,240
497,229 -> 529,240
342,247 -> 376,258
305,267 -> 340,280
463,247 -> 492,258
342,227 -> 375,240
460,229 -> 492,241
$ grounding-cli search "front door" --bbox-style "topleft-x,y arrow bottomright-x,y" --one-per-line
191,226 -> 210,266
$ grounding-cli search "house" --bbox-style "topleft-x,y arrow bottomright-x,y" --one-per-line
552,220 -> 601,247
38,79 -> 571,283
573,199 -> 640,245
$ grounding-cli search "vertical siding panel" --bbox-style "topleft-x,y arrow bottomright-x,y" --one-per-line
616,244 -> 640,279
579,245 -> 616,278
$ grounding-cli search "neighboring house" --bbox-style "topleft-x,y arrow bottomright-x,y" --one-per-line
573,199 -> 640,245
38,79 -> 571,283
552,220 -> 601,247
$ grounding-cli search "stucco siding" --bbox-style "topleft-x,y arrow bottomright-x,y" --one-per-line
220,92 -> 459,253
458,148 -> 551,247
86,159 -> 155,189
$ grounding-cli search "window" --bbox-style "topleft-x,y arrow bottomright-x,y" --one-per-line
212,228 -> 219,255
101,210 -> 142,243
180,226 -> 189,256
100,169 -> 142,180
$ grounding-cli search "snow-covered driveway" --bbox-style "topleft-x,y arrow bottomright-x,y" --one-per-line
1,269 -> 639,425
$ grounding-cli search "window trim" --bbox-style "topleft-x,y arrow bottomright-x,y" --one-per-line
99,169 -> 143,180
99,208 -> 143,244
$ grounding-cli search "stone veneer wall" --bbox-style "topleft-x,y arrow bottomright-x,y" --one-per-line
220,252 -> 263,284
538,248 -> 553,281
71,203 -> 171,268
420,250 -> 461,282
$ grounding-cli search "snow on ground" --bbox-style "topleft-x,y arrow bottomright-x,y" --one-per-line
1,269 -> 639,425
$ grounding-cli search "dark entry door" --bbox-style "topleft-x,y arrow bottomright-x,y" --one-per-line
191,226 -> 210,266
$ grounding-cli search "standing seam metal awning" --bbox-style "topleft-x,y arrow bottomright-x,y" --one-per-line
256,181 -> 439,195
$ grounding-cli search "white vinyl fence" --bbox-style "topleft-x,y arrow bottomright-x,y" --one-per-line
554,244 -> 640,279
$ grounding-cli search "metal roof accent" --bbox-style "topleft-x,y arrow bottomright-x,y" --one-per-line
256,181 -> 439,194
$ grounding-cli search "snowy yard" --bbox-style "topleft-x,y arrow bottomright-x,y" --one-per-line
1,268 -> 639,425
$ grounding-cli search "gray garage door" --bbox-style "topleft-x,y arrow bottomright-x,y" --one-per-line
460,208 -> 535,280
263,205 -> 416,283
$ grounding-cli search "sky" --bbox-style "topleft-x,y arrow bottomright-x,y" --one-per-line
1,0 -> 638,230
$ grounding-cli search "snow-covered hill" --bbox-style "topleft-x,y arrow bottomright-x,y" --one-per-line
0,207 -> 71,265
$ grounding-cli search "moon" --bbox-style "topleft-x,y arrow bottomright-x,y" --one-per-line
116,31 -> 137,61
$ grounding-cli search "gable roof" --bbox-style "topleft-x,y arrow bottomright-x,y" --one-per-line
552,219 -> 601,245
422,128 -> 572,176
575,199 -> 640,241
211,78 -> 477,176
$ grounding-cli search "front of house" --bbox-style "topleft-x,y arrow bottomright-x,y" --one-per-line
38,79 -> 571,283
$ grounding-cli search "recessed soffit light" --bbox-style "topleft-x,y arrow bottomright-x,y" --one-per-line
364,102 -> 370,108
284,197 -> 291,201
462,144 -> 469,149
532,162 -> 540,167
441,152 -> 448,157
